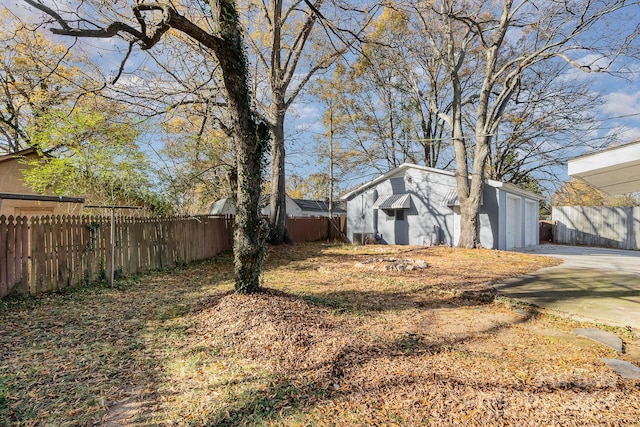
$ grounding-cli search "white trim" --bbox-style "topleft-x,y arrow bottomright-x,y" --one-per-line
486,180 -> 542,200
340,163 -> 455,201
568,140 -> 640,195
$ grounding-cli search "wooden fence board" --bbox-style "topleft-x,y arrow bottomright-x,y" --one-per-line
6,216 -> 15,290
19,216 -> 29,291
0,216 -> 8,296
1,214 -> 332,298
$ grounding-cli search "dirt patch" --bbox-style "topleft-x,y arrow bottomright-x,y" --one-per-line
194,290 -> 357,377
355,257 -> 429,271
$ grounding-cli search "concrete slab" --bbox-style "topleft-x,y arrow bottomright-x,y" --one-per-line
495,245 -> 640,329
574,328 -> 623,353
601,358 -> 640,379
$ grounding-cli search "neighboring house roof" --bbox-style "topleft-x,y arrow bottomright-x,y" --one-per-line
292,198 -> 346,214
341,163 -> 541,201
0,147 -> 52,163
207,195 -> 347,216
0,147 -> 33,163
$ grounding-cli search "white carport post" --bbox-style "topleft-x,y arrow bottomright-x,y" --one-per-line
568,140 -> 640,195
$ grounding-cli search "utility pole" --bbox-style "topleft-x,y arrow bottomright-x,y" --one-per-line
328,101 -> 334,240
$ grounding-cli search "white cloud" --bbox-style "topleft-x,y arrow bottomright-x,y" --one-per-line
605,125 -> 640,143
600,90 -> 640,116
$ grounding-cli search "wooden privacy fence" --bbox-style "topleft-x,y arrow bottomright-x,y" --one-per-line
1,214 -> 233,297
1,214 -> 345,298
553,206 -> 640,250
287,216 -> 346,242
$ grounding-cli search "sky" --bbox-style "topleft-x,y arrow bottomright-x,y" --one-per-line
6,0 -> 640,200
285,61 -> 640,196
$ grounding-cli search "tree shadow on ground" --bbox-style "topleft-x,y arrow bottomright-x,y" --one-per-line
0,257 -> 236,426
194,283 -> 638,425
495,269 -> 640,306
169,286 -> 548,426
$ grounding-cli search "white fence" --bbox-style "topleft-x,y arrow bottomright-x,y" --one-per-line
552,206 -> 640,250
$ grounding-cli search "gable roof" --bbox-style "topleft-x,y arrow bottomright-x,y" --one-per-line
341,163 -> 455,201
340,163 -> 541,201
208,197 -> 234,215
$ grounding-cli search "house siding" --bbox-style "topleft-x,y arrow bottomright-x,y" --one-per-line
0,150 -> 84,217
343,164 -> 539,250
346,169 -> 458,246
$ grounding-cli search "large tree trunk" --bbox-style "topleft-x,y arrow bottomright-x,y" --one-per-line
447,22 -> 480,249
457,181 -> 483,248
212,0 -> 268,292
24,0 -> 270,292
268,102 -> 291,244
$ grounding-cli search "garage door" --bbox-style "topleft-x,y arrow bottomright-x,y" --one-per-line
524,200 -> 537,246
506,195 -> 522,249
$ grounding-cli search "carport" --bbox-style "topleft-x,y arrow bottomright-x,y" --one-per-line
568,139 -> 640,194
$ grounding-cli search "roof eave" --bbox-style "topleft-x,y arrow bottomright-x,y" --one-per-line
340,163 -> 455,201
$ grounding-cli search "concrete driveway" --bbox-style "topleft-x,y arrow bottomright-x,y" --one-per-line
494,244 -> 640,329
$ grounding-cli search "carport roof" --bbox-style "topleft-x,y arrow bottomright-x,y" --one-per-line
568,140 -> 640,195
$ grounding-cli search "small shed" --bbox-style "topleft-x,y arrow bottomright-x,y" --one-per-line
208,197 -> 237,215
341,163 -> 540,250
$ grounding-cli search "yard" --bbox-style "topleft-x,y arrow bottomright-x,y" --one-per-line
1,243 -> 639,426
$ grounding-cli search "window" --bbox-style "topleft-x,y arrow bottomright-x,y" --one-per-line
385,209 -> 405,221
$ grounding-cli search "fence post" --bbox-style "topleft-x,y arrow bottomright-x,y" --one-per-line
0,216 -> 7,296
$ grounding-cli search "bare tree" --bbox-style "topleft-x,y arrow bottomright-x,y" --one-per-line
23,0 -> 269,292
408,0 -> 635,248
0,10 -> 103,153
487,60 -> 609,189
239,0 -> 377,244
316,8 -> 454,176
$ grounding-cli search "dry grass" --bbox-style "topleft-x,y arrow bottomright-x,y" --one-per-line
1,243 -> 639,426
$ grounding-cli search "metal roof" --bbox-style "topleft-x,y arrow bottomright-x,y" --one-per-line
372,194 -> 411,209
441,189 -> 459,206
293,199 -> 346,213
